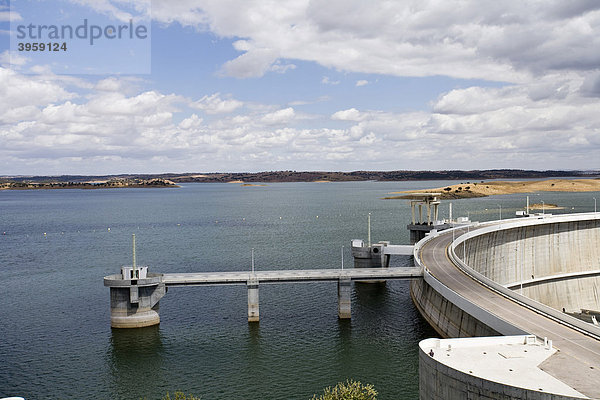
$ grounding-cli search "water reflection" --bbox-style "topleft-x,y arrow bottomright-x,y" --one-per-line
354,281 -> 389,310
108,325 -> 166,398
246,322 -> 262,354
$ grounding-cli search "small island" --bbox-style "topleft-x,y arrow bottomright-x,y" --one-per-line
385,178 -> 600,200
529,203 -> 564,210
0,178 -> 178,190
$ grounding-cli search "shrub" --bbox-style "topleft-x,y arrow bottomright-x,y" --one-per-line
311,380 -> 377,400
162,392 -> 201,400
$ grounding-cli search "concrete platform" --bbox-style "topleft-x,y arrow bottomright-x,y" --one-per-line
420,335 -> 588,399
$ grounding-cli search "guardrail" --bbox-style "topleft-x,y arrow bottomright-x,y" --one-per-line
448,214 -> 600,341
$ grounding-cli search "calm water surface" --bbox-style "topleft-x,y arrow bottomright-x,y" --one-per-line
1,181 -> 598,399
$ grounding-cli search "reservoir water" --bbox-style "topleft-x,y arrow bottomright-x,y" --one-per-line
1,181 -> 598,399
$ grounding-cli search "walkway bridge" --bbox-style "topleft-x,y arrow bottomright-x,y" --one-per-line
104,264 -> 421,328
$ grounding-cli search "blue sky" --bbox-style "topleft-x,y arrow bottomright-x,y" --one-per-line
1,0 -> 600,175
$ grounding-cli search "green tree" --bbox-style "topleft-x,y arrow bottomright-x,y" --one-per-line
311,380 -> 377,400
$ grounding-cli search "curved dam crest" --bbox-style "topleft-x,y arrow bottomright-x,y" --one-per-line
413,212 -> 600,399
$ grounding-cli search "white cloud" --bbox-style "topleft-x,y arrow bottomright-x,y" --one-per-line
219,48 -> 279,78
61,1 -> 600,84
3,60 -> 600,174
261,107 -> 295,125
1,9 -> 21,22
95,77 -> 124,92
179,114 -> 203,130
190,93 -> 244,114
137,0 -> 600,85
3,1 -> 600,173
270,61 -> 297,74
63,0 -> 150,23
331,108 -> 364,122
0,51 -> 28,68
356,80 -> 368,87
321,76 -> 340,85
0,68 -> 75,121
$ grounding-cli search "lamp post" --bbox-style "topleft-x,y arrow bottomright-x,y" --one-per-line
594,197 -> 597,213
517,245 -> 523,295
464,222 -> 470,261
367,213 -> 371,247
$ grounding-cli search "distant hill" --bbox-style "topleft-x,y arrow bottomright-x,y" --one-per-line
161,169 -> 598,183
1,169 -> 598,186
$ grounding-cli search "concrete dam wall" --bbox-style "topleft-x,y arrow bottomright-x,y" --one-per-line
410,277 -> 500,338
455,218 -> 600,313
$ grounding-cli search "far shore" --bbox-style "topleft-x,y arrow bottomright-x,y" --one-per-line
385,178 -> 600,200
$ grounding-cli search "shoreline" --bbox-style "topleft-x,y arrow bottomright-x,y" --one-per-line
0,179 -> 178,191
385,178 -> 600,200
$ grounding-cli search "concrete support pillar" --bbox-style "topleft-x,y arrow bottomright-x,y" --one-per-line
337,278 -> 352,319
247,276 -> 259,322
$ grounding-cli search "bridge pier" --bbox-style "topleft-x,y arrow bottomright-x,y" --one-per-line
337,278 -> 352,319
247,276 -> 259,322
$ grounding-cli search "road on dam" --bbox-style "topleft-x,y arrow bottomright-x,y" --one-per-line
419,226 -> 600,399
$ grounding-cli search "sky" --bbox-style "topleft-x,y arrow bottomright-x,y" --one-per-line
1,0 -> 600,175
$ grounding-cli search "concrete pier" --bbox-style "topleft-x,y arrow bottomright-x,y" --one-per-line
337,278 -> 352,319
247,276 -> 259,322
